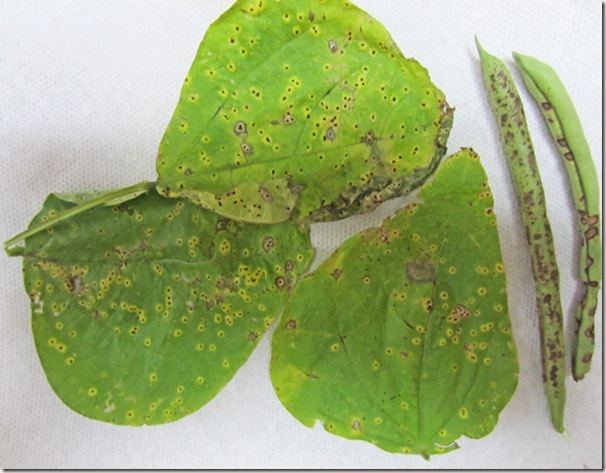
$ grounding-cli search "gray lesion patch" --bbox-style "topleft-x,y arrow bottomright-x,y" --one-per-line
325,126 -> 337,142
406,257 -> 436,283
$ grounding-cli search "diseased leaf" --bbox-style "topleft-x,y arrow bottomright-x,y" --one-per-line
156,0 -> 452,224
270,149 -> 518,457
23,192 -> 314,425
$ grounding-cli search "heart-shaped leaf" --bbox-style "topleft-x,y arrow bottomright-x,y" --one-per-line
23,192 -> 314,425
156,0 -> 453,224
270,148 -> 518,457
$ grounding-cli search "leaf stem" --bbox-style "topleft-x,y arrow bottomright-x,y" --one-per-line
5,181 -> 156,254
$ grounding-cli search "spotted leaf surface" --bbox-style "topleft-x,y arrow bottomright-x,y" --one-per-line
156,0 -> 452,224
23,193 -> 314,425
270,149 -> 518,457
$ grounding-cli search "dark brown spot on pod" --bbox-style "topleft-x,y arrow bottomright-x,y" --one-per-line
586,215 -> 599,226
541,102 -> 552,110
582,353 -> 593,363
557,138 -> 568,148
585,227 -> 598,240
564,152 -> 574,161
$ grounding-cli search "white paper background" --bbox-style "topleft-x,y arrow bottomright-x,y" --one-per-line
0,0 -> 602,469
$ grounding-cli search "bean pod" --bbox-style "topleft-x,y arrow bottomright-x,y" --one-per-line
476,39 -> 566,432
513,52 -> 601,381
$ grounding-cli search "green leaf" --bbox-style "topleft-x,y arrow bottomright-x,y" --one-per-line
270,149 -> 518,457
156,0 -> 452,224
23,192 -> 314,425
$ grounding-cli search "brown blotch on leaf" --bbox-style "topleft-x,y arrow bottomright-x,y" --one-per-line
406,258 -> 436,283
447,304 -> 471,324
248,332 -> 258,341
275,277 -> 287,290
285,319 -> 297,330
331,269 -> 343,280
325,126 -> 337,142
233,120 -> 247,136
262,236 -> 275,252
282,112 -> 296,125
241,142 -> 254,155
258,186 -> 274,203
379,228 -> 390,244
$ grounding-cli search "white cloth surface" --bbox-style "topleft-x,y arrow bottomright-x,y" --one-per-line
0,0 -> 601,468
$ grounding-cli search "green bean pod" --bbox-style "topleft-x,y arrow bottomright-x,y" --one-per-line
476,39 -> 566,432
513,52 -> 601,381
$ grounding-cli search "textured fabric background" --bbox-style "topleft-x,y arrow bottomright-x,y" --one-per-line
0,0 -> 601,468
